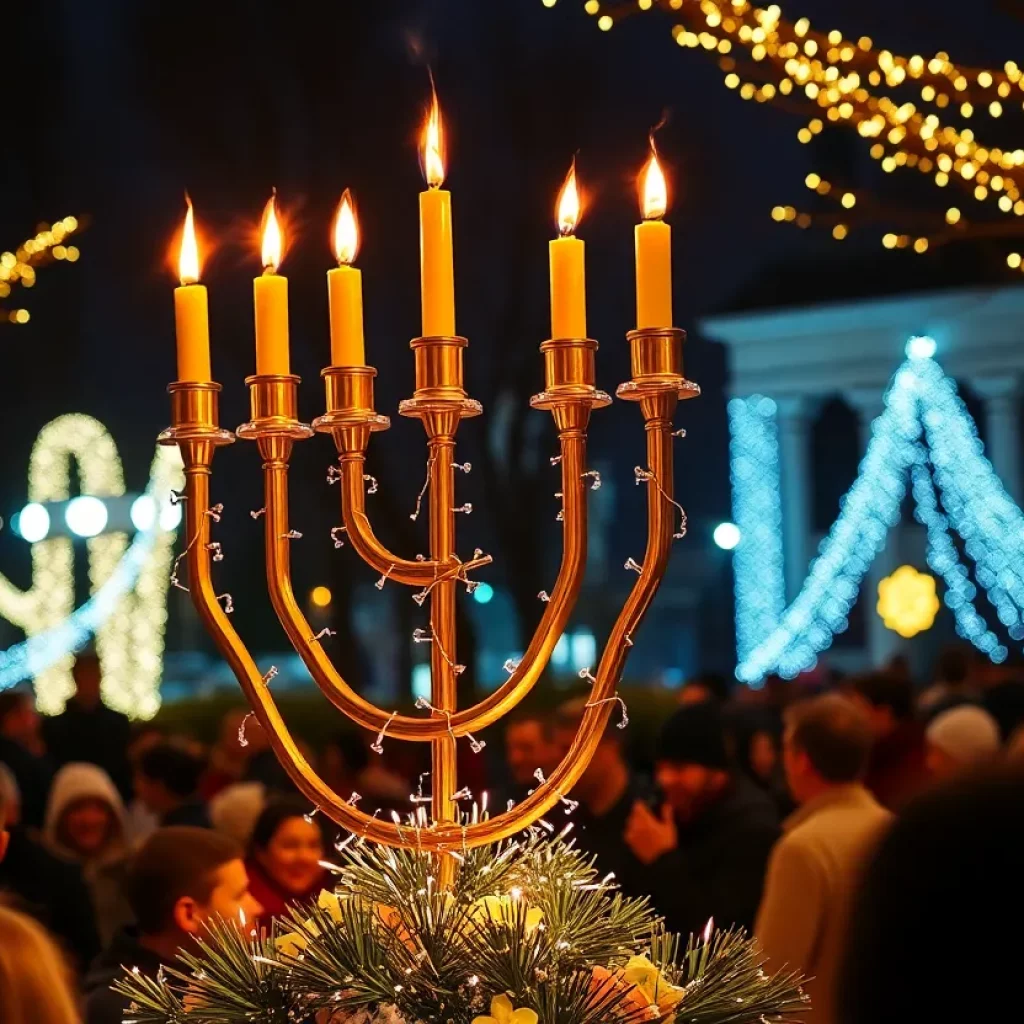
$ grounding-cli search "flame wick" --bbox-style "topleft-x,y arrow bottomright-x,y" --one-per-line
423,82 -> 445,189
556,159 -> 580,237
641,141 -> 668,221
178,196 -> 201,285
333,189 -> 359,265
261,192 -> 283,273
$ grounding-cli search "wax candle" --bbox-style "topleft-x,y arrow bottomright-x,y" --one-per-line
328,189 -> 365,366
549,160 -> 586,340
174,198 -> 211,382
254,193 -> 290,376
635,144 -> 672,329
419,88 -> 455,337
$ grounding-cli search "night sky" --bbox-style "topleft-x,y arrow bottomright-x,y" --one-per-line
4,0 -> 1024,671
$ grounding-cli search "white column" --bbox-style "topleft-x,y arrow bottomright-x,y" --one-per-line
972,375 -> 1022,506
776,395 -> 814,604
845,387 -> 901,668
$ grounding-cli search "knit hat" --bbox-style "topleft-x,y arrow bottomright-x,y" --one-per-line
926,705 -> 1001,766
657,703 -> 730,769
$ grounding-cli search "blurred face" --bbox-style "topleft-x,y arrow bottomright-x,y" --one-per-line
73,662 -> 102,705
925,742 -> 959,780
61,797 -> 118,857
506,721 -> 558,786
255,816 -> 324,896
749,731 -> 778,782
1,698 -> 38,744
175,859 -> 262,936
655,761 -> 725,819
782,729 -> 811,804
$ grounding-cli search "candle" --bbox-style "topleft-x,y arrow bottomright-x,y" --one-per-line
549,159 -> 586,340
328,189 -> 365,366
419,87 -> 455,337
173,198 -> 211,382
254,193 -> 290,376
635,142 -> 672,329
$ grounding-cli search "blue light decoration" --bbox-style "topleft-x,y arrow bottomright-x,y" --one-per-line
731,343 -> 1019,682
728,395 -> 786,674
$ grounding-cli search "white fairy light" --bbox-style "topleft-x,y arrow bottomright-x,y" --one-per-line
331,526 -> 347,548
363,474 -> 379,494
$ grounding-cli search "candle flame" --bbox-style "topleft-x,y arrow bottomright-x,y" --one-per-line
641,142 -> 668,221
261,193 -> 283,272
178,197 -> 201,285
422,84 -> 446,188
556,159 -> 580,237
333,189 -> 359,265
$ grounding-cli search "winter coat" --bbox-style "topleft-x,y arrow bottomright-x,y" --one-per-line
756,784 -> 893,1024
43,762 -> 133,945
84,927 -> 165,1024
640,776 -> 780,936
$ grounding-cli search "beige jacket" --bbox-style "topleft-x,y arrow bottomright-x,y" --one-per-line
755,784 -> 892,1024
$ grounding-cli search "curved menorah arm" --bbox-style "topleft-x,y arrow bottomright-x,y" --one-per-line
181,449 -> 416,848
338,452 -> 492,586
258,424 -> 588,741
428,391 -> 680,847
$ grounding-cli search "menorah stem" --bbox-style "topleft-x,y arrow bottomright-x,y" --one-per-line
424,411 -> 460,884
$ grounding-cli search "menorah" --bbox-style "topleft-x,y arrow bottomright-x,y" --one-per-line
160,319 -> 695,874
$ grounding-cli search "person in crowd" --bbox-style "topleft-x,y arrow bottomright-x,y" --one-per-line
0,689 -> 54,829
917,645 -> 977,719
43,762 -> 133,945
42,654 -> 132,800
838,766 -> 1024,1024
980,653 -> 1024,741
0,904 -> 82,1024
320,730 -> 409,814
123,724 -> 165,843
623,702 -> 779,936
678,671 -> 730,706
209,781 -> 266,847
245,797 -> 328,927
0,762 -> 100,970
199,708 -> 259,800
730,710 -> 793,817
503,710 -> 561,802
850,671 -> 928,810
85,826 -> 261,1024
755,695 -> 892,1024
133,743 -> 210,828
924,704 -> 1001,779
553,699 -> 653,897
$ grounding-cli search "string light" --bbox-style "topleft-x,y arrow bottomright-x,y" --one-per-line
732,346 -> 1019,682
558,1 -> 1024,258
0,217 -> 81,323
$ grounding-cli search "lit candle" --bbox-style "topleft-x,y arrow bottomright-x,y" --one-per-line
174,198 -> 211,382
549,159 -> 586,340
328,189 -> 365,366
254,193 -> 290,376
635,141 -> 672,329
419,87 -> 455,337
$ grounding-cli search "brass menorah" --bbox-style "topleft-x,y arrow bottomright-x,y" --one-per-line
159,326 -> 697,870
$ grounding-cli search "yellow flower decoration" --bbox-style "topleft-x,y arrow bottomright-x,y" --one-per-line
622,955 -> 686,1015
472,994 -> 539,1024
275,890 -> 347,956
877,564 -> 940,638
469,895 -> 544,933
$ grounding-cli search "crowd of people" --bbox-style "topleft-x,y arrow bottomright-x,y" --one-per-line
0,647 -> 1023,1024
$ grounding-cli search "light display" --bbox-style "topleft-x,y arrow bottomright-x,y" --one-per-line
876,564 -> 940,638
549,1 -> 1024,263
731,346 -> 1018,682
0,216 -> 80,324
0,415 -> 182,717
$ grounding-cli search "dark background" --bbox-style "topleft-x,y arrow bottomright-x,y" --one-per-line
3,0 -> 1023,682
